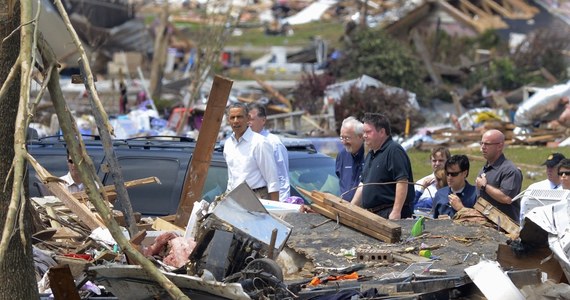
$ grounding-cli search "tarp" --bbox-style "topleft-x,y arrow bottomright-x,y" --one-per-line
283,0 -> 337,25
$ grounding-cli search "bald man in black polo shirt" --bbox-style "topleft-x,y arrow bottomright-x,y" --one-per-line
350,113 -> 414,220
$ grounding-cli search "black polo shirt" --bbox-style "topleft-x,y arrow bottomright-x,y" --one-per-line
477,154 -> 523,222
361,137 -> 415,212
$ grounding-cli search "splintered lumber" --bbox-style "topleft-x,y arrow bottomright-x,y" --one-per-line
73,176 -> 161,203
43,180 -> 105,230
474,197 -> 520,235
297,187 -> 401,243
255,77 -> 292,110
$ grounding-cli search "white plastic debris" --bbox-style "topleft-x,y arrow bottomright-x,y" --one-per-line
465,260 -> 525,300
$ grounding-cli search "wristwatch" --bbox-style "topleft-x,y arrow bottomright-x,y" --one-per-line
481,184 -> 487,192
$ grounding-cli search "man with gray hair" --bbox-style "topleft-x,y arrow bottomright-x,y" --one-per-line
248,103 -> 290,202
336,116 -> 364,201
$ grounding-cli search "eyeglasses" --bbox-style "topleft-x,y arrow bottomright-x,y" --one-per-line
480,142 -> 501,146
67,159 -> 74,164
559,171 -> 570,176
446,171 -> 463,177
339,136 -> 351,141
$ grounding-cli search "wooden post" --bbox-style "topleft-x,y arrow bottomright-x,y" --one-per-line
174,75 -> 233,227
48,265 -> 81,300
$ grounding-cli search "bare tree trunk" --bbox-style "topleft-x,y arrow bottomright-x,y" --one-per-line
0,1 -> 40,298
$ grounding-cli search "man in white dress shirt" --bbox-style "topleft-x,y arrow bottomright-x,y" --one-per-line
224,102 -> 280,201
248,103 -> 290,202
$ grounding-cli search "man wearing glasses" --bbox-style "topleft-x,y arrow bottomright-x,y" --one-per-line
336,117 -> 365,201
475,129 -> 523,222
557,159 -> 570,190
433,155 -> 477,219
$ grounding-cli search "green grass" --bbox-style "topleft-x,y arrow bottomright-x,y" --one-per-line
408,146 -> 560,191
227,21 -> 344,48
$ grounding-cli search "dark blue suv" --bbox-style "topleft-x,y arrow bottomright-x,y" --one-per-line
27,136 -> 340,216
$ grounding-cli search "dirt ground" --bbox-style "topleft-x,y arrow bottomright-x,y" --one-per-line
283,213 -> 510,279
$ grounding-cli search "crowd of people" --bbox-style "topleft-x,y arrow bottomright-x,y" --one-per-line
57,104 -> 568,227
335,114 -> 568,225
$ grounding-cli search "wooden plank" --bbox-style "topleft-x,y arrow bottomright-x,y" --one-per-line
319,203 -> 399,242
72,176 -> 161,203
473,197 -> 520,235
130,229 -> 147,246
175,75 -> 233,227
46,206 -> 62,229
298,188 -> 400,242
321,192 -> 401,232
255,77 -> 292,110
310,204 -> 397,243
48,265 -> 81,300
308,189 -> 400,236
44,181 -> 105,230
153,217 -> 185,232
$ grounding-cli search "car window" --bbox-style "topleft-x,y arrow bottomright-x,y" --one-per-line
289,156 -> 340,197
202,164 -> 228,202
105,157 -> 185,216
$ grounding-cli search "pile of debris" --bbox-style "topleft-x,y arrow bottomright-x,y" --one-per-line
31,174 -> 570,299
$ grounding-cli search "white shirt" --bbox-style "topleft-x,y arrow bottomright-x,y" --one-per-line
224,127 -> 279,193
527,179 -> 561,190
60,172 -> 84,193
520,179 -> 562,223
261,129 -> 290,202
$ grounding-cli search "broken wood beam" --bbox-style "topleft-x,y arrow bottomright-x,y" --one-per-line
321,192 -> 401,237
255,77 -> 292,111
72,176 -> 161,203
43,180 -> 105,230
175,75 -> 233,227
473,197 -> 520,235
297,187 -> 401,243
309,203 -> 397,242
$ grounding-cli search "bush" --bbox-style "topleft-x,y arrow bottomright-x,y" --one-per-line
292,72 -> 336,115
330,28 -> 427,97
334,86 -> 424,135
